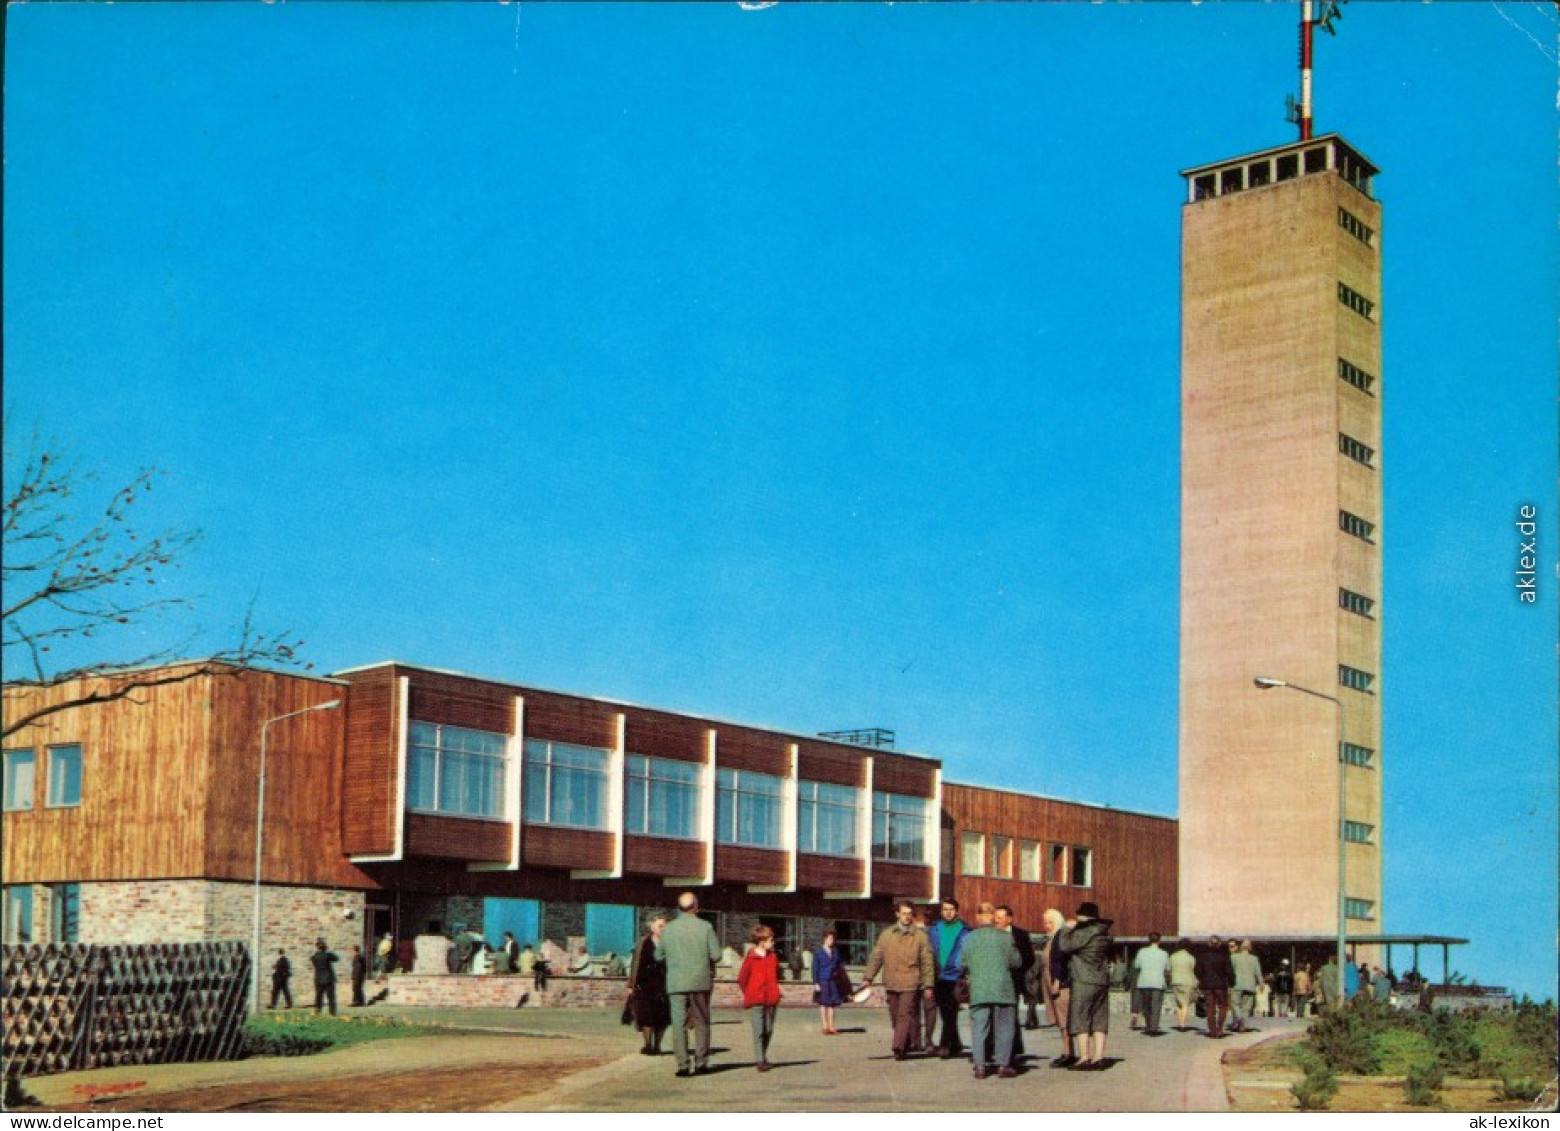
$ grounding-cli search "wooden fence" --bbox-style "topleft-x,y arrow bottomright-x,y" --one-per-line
2,942 -> 252,1079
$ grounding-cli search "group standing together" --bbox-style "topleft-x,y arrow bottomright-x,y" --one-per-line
625,894 -> 1121,1080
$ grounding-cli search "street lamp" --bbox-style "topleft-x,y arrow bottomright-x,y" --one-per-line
252,699 -> 341,1013
1253,676 -> 1349,1001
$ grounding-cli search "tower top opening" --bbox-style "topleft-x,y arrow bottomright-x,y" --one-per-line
1180,133 -> 1377,206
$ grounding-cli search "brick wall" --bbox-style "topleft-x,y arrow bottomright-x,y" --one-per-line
77,880 -> 363,969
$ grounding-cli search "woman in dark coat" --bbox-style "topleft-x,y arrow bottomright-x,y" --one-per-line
627,915 -> 671,1054
812,929 -> 849,1034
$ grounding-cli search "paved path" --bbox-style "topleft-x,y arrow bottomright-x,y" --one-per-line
478,1008 -> 1306,1113
21,1006 -> 1305,1113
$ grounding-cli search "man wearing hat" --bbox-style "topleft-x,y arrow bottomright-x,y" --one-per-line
1055,901 -> 1113,1069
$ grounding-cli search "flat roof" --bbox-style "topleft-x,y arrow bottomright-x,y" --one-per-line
1179,131 -> 1379,180
332,659 -> 940,763
945,777 -> 1175,824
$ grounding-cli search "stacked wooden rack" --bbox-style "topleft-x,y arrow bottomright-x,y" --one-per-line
2,942 -> 252,1080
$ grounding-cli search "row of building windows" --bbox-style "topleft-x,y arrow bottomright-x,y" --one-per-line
1338,357 -> 1376,396
407,722 -> 934,863
1338,433 -> 1375,469
1,883 -> 79,945
2,745 -> 83,812
1337,206 -> 1374,247
1341,742 -> 1376,769
1344,897 -> 1376,921
1337,282 -> 1375,321
1339,665 -> 1376,694
1339,510 -> 1376,544
1338,588 -> 1376,619
1343,820 -> 1375,845
954,832 -> 1092,888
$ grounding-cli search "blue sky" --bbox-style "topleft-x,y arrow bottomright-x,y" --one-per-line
5,3 -> 1555,999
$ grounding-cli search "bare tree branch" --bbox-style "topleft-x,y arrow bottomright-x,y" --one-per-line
2,429 -> 310,738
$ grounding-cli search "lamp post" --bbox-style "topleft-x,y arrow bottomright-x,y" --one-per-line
1253,676 -> 1349,1000
252,699 -> 341,1013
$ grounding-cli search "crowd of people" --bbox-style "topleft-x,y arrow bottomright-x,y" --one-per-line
265,901 -> 1421,1081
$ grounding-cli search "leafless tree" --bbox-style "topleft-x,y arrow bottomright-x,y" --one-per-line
2,435 -> 309,738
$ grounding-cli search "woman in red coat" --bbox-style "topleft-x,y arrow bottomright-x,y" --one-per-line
738,924 -> 782,1071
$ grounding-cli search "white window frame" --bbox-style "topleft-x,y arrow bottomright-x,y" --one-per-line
624,753 -> 702,840
523,738 -> 612,830
3,749 -> 36,812
960,831 -> 986,876
45,744 -> 82,809
797,780 -> 860,856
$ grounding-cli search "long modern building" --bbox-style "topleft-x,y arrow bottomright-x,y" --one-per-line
1178,133 -> 1385,937
2,662 -> 1178,964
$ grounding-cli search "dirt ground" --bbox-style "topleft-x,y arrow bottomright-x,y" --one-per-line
1222,1033 -> 1551,1114
20,1033 -> 614,1114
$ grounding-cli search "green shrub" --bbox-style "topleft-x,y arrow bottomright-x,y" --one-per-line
1304,1000 -> 1389,1074
1403,1058 -> 1444,1106
1291,1059 -> 1339,1111
241,1029 -> 333,1058
1370,1027 -> 1438,1076
1495,1077 -> 1545,1103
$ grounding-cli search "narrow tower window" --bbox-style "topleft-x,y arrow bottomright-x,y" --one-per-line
1339,433 -> 1375,468
1338,588 -> 1376,618
1337,357 -> 1377,395
1339,510 -> 1376,543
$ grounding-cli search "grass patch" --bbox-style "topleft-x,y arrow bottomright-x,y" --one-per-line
242,1012 -> 457,1058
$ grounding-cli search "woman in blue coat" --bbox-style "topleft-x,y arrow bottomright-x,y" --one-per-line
812,930 -> 849,1034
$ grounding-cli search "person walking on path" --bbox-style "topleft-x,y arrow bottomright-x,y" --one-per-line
1292,961 -> 1313,1018
1272,959 -> 1295,1018
628,915 -> 671,1056
859,899 -> 935,1061
349,945 -> 368,1007
812,929 -> 849,1035
960,903 -> 1022,1079
1055,901 -> 1113,1070
1131,933 -> 1170,1035
926,898 -> 971,1058
738,924 -> 783,1071
1168,938 -> 1197,1031
993,905 -> 1034,1065
655,892 -> 723,1078
1194,936 -> 1234,1038
1038,909 -> 1075,1067
374,932 -> 395,981
1230,940 -> 1263,1032
269,950 -> 293,1010
310,938 -> 339,1016
1315,955 -> 1340,1015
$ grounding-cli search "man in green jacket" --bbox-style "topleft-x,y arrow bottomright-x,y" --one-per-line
655,892 -> 722,1077
861,899 -> 935,1061
960,902 -> 1022,1079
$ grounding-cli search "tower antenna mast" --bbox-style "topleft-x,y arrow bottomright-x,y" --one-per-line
1289,0 -> 1345,140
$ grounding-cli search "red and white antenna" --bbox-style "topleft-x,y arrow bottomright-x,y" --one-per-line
1289,0 -> 1344,140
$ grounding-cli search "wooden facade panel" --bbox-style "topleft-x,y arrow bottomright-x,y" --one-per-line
798,853 -> 863,892
623,836 -> 704,878
2,673 -> 212,883
713,726 -> 790,776
940,782 -> 1178,936
623,710 -> 708,763
340,666 -> 400,857
204,670 -> 367,887
871,754 -> 938,798
796,741 -> 867,788
404,813 -> 510,862
407,683 -> 512,735
713,845 -> 788,886
525,692 -> 618,750
872,861 -> 936,901
522,826 -> 614,872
